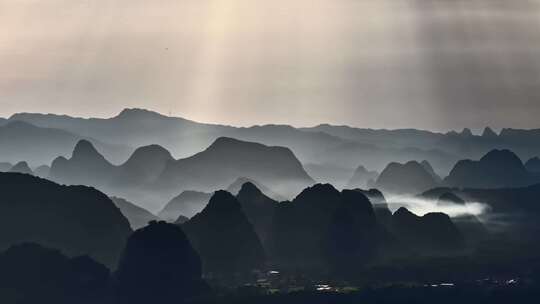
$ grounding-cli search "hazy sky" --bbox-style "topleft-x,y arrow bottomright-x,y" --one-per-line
2,0 -> 540,131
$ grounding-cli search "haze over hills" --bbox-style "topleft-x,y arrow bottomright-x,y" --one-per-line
110,197 -> 160,230
0,162 -> 11,172
376,161 -> 438,195
48,137 -> 313,212
444,149 -> 538,189
12,108 -> 540,186
157,137 -> 314,198
159,191 -> 212,221
346,165 -> 378,189
9,161 -> 33,175
0,120 -> 130,166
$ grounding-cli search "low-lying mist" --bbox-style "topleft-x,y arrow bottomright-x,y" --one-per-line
386,195 -> 490,218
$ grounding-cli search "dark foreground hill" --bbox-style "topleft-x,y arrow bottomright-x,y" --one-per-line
236,182 -> 278,249
182,191 -> 265,274
0,243 -> 111,304
271,184 -> 380,273
116,221 -> 207,304
391,207 -> 464,254
0,172 -> 132,267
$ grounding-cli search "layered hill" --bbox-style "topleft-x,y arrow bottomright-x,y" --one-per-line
376,161 -> 439,195
159,191 -> 212,221
182,191 -> 265,274
391,207 -> 464,254
346,165 -> 378,189
236,182 -> 278,249
156,137 -> 314,197
0,173 -> 132,267
444,149 -> 535,189
0,120 -> 129,166
49,138 -> 313,211
6,109 -> 466,185
9,161 -> 33,175
110,197 -> 159,230
271,184 -> 380,272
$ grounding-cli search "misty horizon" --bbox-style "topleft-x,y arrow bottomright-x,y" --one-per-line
0,107 -> 515,134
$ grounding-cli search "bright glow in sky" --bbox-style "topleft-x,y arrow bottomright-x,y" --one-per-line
2,0 -> 540,130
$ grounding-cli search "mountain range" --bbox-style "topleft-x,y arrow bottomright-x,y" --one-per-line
0,120 -> 130,166
9,108 -> 540,187
47,137 -> 312,211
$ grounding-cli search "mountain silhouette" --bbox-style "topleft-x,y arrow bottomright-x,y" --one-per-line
157,137 -> 314,198
182,191 -> 265,274
391,207 -> 464,254
346,165 -> 378,189
525,157 -> 540,173
325,190 -> 379,274
271,184 -> 379,272
49,138 -> 312,211
9,161 -> 33,175
444,149 -> 534,188
482,127 -> 498,138
355,188 -> 393,227
0,120 -> 129,165
159,190 -> 212,220
226,176 -> 285,201
421,160 -> 442,183
0,172 -> 132,267
0,243 -> 110,304
13,108 -> 540,187
175,214 -> 190,224
110,197 -> 159,230
236,182 -> 278,249
115,221 -> 207,304
421,184 -> 540,245
113,144 -> 174,187
376,161 -> 439,195
49,139 -> 116,187
33,164 -> 50,178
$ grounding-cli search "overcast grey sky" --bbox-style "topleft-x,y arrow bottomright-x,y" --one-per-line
1,0 -> 540,131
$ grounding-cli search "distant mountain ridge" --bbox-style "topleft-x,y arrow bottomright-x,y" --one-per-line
48,137 -> 313,211
0,120 -> 130,166
444,149 -> 536,189
376,161 -> 439,195
8,108 -> 540,188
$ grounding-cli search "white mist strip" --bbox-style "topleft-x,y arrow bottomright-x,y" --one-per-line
385,195 -> 490,218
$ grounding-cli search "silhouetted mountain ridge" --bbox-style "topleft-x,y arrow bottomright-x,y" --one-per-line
0,172 -> 131,267
444,149 -> 535,188
376,161 -> 438,195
